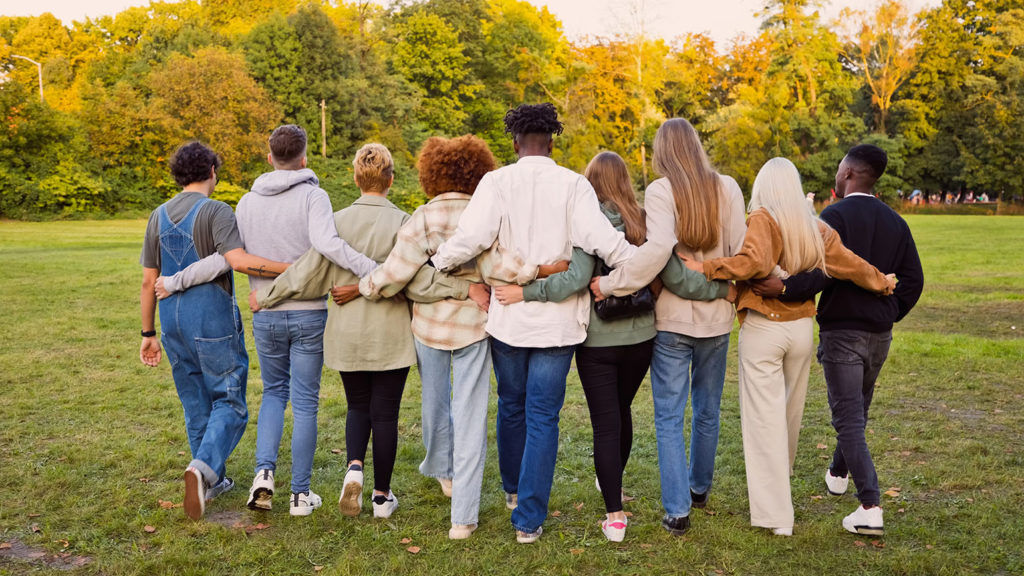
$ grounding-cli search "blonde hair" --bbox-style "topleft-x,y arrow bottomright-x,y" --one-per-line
353,143 -> 394,194
584,152 -> 646,246
749,157 -> 827,275
653,118 -> 721,252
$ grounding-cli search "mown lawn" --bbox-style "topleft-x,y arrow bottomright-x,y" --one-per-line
0,215 -> 1021,575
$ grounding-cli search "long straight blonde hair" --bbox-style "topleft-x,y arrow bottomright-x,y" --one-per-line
652,118 -> 721,252
749,157 -> 827,275
584,151 -> 646,246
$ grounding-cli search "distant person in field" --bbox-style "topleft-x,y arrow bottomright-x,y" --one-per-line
138,141 -> 288,521
430,103 -> 638,544
749,144 -> 923,537
160,125 -> 379,517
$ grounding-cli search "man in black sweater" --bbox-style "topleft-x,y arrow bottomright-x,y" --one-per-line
751,144 -> 924,537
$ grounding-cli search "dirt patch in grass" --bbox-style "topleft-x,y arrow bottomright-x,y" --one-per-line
0,538 -> 91,571
206,509 -> 245,528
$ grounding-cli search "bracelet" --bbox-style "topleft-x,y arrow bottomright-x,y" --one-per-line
141,329 -> 157,338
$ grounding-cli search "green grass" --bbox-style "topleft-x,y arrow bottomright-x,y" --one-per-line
0,215 -> 1021,575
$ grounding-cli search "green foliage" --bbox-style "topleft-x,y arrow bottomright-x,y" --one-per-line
0,0 -> 1021,218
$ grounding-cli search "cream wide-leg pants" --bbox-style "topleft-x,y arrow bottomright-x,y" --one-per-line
737,310 -> 814,531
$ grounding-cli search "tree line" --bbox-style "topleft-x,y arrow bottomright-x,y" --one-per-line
0,0 -> 1020,219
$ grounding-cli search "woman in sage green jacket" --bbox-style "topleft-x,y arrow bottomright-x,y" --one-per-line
494,151 -> 733,541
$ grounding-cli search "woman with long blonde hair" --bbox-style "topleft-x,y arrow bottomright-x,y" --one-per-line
591,118 -> 746,536
684,157 -> 895,536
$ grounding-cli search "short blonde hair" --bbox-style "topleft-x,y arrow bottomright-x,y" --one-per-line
353,143 -> 394,193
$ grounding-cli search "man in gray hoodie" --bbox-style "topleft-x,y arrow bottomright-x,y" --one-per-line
160,124 -> 377,517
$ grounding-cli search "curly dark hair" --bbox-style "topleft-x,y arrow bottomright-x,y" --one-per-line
503,103 -> 564,137
417,135 -> 496,197
846,144 -> 888,180
169,141 -> 222,187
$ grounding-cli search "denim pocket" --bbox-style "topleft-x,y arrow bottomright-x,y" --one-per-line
818,332 -> 865,365
196,334 -> 242,377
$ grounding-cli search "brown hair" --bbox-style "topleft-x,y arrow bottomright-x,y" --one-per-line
653,118 -> 721,252
353,143 -> 394,194
416,135 -> 496,197
269,124 -> 307,167
584,151 -> 646,246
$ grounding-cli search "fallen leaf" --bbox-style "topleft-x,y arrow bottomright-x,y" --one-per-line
158,500 -> 181,509
994,409 -> 1004,414
966,498 -> 974,503
574,502 -> 584,511
704,509 -> 717,516
853,540 -> 866,548
252,523 -> 270,530
715,571 -> 724,575
867,429 -> 874,434
639,543 -> 652,549
30,523 -> 41,533
621,494 -> 636,502
871,540 -> 885,548
0,542 -> 11,550
144,526 -> 156,533
55,539 -> 69,548
926,544 -> 934,550
27,513 -> 41,518
139,478 -> 150,483
551,510 -> 561,517
331,449 -> 342,454
178,451 -> 186,456
811,495 -> 824,501
314,566 -> 324,572
406,546 -> 420,554
400,538 -> 412,544
890,436 -> 900,441
570,548 -> 583,555
816,443 -> 827,450
623,511 -> 633,517
898,508 -> 905,513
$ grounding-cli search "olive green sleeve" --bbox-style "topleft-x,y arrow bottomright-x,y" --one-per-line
523,248 -> 595,303
660,252 -> 730,301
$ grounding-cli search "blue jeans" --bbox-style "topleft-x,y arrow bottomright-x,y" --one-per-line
819,329 -> 892,508
650,330 -> 729,518
251,309 -> 327,494
415,338 -> 492,525
157,198 -> 248,487
491,338 -> 576,534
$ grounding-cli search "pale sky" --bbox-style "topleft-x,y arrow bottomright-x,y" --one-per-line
2,0 -> 942,46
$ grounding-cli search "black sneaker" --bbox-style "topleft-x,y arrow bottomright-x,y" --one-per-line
690,489 -> 709,509
661,514 -> 690,536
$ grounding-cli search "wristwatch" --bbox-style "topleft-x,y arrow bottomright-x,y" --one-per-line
779,283 -> 787,296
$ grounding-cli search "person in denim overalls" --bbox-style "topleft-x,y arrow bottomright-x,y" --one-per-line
140,142 -> 257,520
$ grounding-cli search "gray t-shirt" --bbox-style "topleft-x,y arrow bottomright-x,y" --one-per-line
140,192 -> 244,293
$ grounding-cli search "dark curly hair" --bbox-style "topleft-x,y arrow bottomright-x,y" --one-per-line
845,144 -> 888,180
169,141 -> 222,187
503,103 -> 564,138
417,135 -> 496,198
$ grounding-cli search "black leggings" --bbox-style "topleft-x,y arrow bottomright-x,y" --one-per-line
575,340 -> 653,513
339,367 -> 409,493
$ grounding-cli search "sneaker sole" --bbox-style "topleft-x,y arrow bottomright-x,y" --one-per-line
339,482 -> 362,517
290,504 -> 321,517
247,488 -> 273,511
846,524 -> 884,536
183,470 -> 204,521
826,488 -> 848,496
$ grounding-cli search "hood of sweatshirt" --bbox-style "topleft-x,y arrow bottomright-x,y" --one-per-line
250,168 -> 320,196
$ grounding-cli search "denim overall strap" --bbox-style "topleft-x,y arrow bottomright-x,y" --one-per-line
157,196 -> 209,276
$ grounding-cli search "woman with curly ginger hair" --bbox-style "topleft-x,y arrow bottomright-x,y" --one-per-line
358,135 -> 548,539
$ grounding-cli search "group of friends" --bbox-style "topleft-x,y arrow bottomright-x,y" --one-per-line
138,103 -> 924,544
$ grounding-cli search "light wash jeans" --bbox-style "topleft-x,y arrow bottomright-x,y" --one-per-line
415,337 -> 492,526
650,330 -> 729,519
251,309 -> 328,494
157,199 -> 248,488
491,337 -> 576,534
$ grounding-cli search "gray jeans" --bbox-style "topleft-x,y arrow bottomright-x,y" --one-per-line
818,329 -> 893,507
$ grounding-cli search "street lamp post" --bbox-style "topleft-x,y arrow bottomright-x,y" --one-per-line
11,54 -> 44,102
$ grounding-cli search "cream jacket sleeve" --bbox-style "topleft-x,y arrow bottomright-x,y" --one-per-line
598,179 -> 677,297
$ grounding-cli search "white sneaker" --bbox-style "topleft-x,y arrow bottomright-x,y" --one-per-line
247,469 -> 275,510
601,516 -> 627,542
338,465 -> 363,517
448,523 -> 477,540
290,490 -> 323,516
438,477 -> 453,498
825,469 -> 850,496
842,505 -> 884,536
183,466 -> 206,521
206,477 -> 234,502
516,526 -> 542,544
372,491 -> 398,519
772,527 -> 793,536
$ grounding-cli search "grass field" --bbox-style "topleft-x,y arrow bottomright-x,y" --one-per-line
0,215 -> 1021,575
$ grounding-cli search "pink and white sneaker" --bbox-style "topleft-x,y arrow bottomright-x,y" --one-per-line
601,516 -> 628,542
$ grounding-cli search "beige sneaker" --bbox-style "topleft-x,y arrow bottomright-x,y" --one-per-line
449,523 -> 477,540
438,477 -> 453,498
